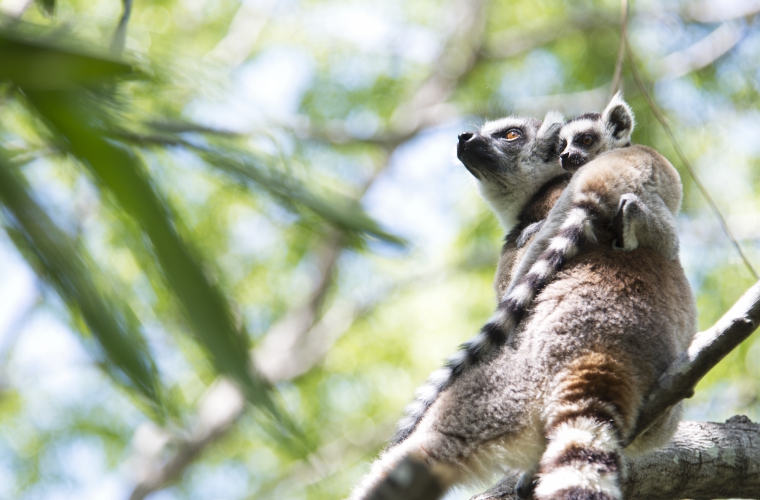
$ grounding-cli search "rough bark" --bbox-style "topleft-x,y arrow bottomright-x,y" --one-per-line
474,418 -> 760,500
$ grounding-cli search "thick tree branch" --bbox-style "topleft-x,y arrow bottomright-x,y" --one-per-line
683,0 -> 760,23
654,20 -> 748,80
475,418 -> 760,500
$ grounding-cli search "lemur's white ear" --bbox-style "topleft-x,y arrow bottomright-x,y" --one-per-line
537,110 -> 564,139
602,91 -> 635,141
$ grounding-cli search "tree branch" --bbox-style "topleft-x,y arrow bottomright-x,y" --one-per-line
203,0 -> 279,67
654,20 -> 748,80
683,0 -> 760,23
475,418 -> 760,500
111,0 -> 133,54
609,0 -> 629,100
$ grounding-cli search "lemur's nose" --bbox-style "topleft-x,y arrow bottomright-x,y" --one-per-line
458,132 -> 474,143
559,152 -> 569,161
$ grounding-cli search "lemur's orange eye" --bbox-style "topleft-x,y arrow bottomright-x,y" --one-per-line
581,134 -> 594,146
505,129 -> 521,141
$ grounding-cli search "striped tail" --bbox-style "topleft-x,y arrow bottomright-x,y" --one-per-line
492,205 -> 597,342
388,319 -> 506,445
534,353 -> 637,500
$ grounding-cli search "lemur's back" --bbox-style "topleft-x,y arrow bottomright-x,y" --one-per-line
408,229 -> 696,497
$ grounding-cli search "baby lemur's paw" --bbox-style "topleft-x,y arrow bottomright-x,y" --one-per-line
611,193 -> 644,251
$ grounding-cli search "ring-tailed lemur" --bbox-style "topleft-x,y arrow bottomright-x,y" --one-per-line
349,102 -> 696,500
382,111 -> 566,450
493,92 -> 637,301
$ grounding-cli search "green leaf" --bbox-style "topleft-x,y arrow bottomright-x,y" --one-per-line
198,147 -> 406,246
115,129 -> 406,246
23,89 -> 307,447
0,151 -> 166,419
0,31 -> 135,89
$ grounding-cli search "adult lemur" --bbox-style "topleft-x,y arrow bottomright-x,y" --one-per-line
349,97 -> 696,500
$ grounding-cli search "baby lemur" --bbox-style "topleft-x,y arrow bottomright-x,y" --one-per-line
349,97 -> 696,500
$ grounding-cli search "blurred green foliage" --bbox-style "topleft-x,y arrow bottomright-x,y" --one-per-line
0,0 -> 758,499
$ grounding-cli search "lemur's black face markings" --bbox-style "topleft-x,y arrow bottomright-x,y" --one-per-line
458,120 -> 536,180
560,133 -> 599,171
557,94 -> 634,173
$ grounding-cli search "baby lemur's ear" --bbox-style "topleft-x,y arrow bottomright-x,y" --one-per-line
602,91 -> 635,143
535,110 -> 564,161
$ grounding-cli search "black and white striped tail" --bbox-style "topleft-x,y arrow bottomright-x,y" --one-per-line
533,353 -> 629,500
491,205 -> 597,342
534,413 -> 624,500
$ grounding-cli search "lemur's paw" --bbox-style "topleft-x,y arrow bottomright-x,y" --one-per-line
611,193 -> 643,251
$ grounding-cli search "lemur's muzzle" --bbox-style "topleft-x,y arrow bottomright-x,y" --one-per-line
560,151 -> 588,172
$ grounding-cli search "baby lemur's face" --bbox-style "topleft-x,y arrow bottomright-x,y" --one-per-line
557,92 -> 636,172
557,112 -> 607,171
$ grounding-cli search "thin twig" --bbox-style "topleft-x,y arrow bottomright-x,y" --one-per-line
111,0 -> 133,54
609,0 -> 628,100
625,34 -> 759,280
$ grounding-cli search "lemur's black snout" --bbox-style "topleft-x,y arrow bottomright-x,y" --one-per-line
457,132 -> 477,157
560,151 -> 587,172
458,132 -> 474,143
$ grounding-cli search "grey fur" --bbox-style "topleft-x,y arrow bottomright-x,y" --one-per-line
386,112 -> 566,448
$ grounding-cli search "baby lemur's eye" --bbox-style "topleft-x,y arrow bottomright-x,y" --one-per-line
581,134 -> 594,146
558,139 -> 568,152
502,129 -> 522,141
